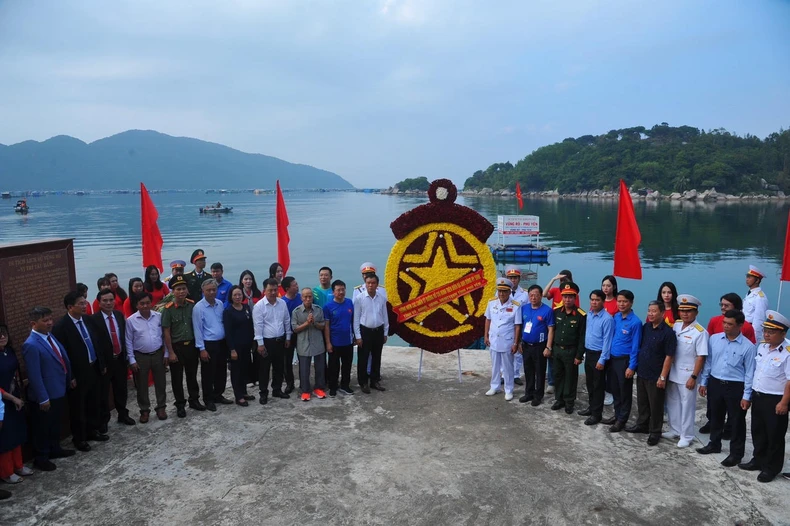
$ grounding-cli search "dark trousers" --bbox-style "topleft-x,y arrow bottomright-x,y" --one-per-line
299,353 -> 327,392
259,336 -> 286,396
357,326 -> 384,386
522,342 -> 547,399
101,354 -> 130,422
328,344 -> 354,390
229,345 -> 252,401
68,366 -> 101,443
708,377 -> 747,457
32,397 -> 66,461
249,351 -> 259,385
705,398 -> 732,434
750,391 -> 788,476
283,334 -> 296,388
552,347 -> 578,404
607,356 -> 633,423
635,376 -> 665,434
201,340 -> 228,403
170,341 -> 200,407
584,350 -> 605,417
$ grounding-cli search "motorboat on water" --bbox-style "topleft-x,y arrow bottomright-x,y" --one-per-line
199,202 -> 233,214
14,199 -> 29,214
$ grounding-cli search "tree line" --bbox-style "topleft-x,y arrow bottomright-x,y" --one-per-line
463,124 -> 790,194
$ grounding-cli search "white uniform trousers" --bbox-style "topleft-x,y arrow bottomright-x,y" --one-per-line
491,350 -> 515,394
501,352 -> 524,378
666,381 -> 697,442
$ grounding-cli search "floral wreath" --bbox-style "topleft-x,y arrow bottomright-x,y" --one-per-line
385,179 -> 497,353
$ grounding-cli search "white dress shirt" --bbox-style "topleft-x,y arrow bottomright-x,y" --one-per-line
125,311 -> 165,364
253,297 -> 292,345
353,290 -> 389,339
752,342 -> 790,395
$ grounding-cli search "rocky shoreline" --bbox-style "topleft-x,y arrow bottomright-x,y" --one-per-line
381,186 -> 789,201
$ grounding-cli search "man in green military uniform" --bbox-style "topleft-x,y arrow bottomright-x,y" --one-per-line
185,249 -> 210,302
162,275 -> 205,418
549,282 -> 586,414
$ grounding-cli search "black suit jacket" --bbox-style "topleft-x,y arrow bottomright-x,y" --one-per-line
52,314 -> 104,382
88,310 -> 128,365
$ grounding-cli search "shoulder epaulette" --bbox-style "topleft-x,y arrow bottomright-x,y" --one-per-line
578,307 -> 586,315
694,323 -> 704,332
758,291 -> 765,298
512,300 -> 520,306
186,298 -> 195,303
164,302 -> 174,308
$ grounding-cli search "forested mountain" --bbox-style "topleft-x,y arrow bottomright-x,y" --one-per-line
0,130 -> 353,190
464,124 -> 790,194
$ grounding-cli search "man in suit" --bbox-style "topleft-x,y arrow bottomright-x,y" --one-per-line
89,288 -> 135,426
52,291 -> 108,452
22,306 -> 76,471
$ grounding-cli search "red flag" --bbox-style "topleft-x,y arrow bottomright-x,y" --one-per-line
515,182 -> 523,210
613,179 -> 642,279
140,182 -> 163,272
781,210 -> 790,281
276,180 -> 291,275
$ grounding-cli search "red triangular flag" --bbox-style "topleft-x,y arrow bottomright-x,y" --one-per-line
140,182 -> 163,272
276,180 -> 291,275
515,182 -> 523,210
781,210 -> 790,281
613,179 -> 642,279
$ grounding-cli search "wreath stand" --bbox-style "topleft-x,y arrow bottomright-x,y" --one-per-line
417,348 -> 463,383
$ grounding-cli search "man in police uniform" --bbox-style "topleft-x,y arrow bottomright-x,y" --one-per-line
162,276 -> 205,417
743,265 -> 769,343
484,278 -> 522,401
738,310 -> 790,483
549,282 -> 586,414
505,265 -> 528,386
667,294 -> 708,448
353,262 -> 386,301
185,249 -> 210,302
164,260 -> 186,285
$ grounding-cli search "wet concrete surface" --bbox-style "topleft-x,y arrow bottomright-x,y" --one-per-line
1,347 -> 788,525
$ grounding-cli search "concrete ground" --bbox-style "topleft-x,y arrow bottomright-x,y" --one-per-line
1,347 -> 789,526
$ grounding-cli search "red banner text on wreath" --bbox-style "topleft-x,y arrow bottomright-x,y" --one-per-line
392,270 -> 487,323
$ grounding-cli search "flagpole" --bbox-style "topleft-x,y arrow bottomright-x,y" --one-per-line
778,281 -> 784,311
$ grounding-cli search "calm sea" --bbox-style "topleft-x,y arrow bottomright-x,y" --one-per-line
2,191 -> 789,345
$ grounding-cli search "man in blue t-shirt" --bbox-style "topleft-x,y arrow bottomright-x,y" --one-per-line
519,284 -> 555,406
603,290 -> 643,432
324,279 -> 355,397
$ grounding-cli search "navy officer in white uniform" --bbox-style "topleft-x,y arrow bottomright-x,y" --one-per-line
743,265 -> 769,343
484,278 -> 522,401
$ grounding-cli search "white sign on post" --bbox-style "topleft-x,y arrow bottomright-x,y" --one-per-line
497,215 -> 540,235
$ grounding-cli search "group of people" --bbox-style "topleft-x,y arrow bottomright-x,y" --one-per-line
485,265 -> 789,483
0,250 -> 391,500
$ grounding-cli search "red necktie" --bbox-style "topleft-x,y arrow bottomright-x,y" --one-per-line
107,314 -> 121,356
47,335 -> 67,373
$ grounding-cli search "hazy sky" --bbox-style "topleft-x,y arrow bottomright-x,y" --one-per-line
1,1 -> 788,188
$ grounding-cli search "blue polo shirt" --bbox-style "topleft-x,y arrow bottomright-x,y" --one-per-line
282,294 -> 303,316
215,278 -> 232,304
520,303 -> 554,345
611,310 -> 642,370
324,298 -> 354,346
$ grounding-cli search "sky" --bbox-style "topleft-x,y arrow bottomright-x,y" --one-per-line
0,0 -> 789,188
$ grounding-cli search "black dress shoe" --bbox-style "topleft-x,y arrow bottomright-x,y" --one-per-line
215,395 -> 233,405
189,401 -> 206,411
176,406 -> 187,418
584,416 -> 601,426
235,400 -> 249,407
577,408 -> 592,416
371,382 -> 386,392
519,394 -> 533,403
87,432 -> 110,442
259,395 -> 268,405
272,391 -> 290,399
720,455 -> 741,467
609,421 -> 625,433
696,443 -> 721,455
50,449 -> 75,459
74,441 -> 91,452
647,434 -> 660,446
530,398 -> 542,407
699,422 -> 711,433
550,401 -> 565,410
34,459 -> 56,472
757,471 -> 776,483
600,416 -> 616,425
625,425 -> 649,434
243,394 -> 256,401
513,378 -> 524,386
205,402 -> 217,412
738,459 -> 760,471
564,405 -> 574,415
782,472 -> 790,481
284,385 -> 295,395
360,384 -> 371,394
118,415 -> 136,425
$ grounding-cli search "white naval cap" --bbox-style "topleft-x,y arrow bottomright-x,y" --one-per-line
677,294 -> 701,310
763,310 -> 790,331
746,265 -> 765,279
505,265 -> 521,277
360,262 -> 377,274
496,277 -> 512,291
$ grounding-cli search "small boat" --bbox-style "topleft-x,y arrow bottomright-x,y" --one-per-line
200,202 -> 233,214
14,199 -> 29,214
1,192 -> 10,199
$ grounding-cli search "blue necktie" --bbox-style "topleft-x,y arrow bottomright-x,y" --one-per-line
77,320 -> 97,363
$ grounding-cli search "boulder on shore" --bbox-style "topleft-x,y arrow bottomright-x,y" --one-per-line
681,189 -> 698,201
